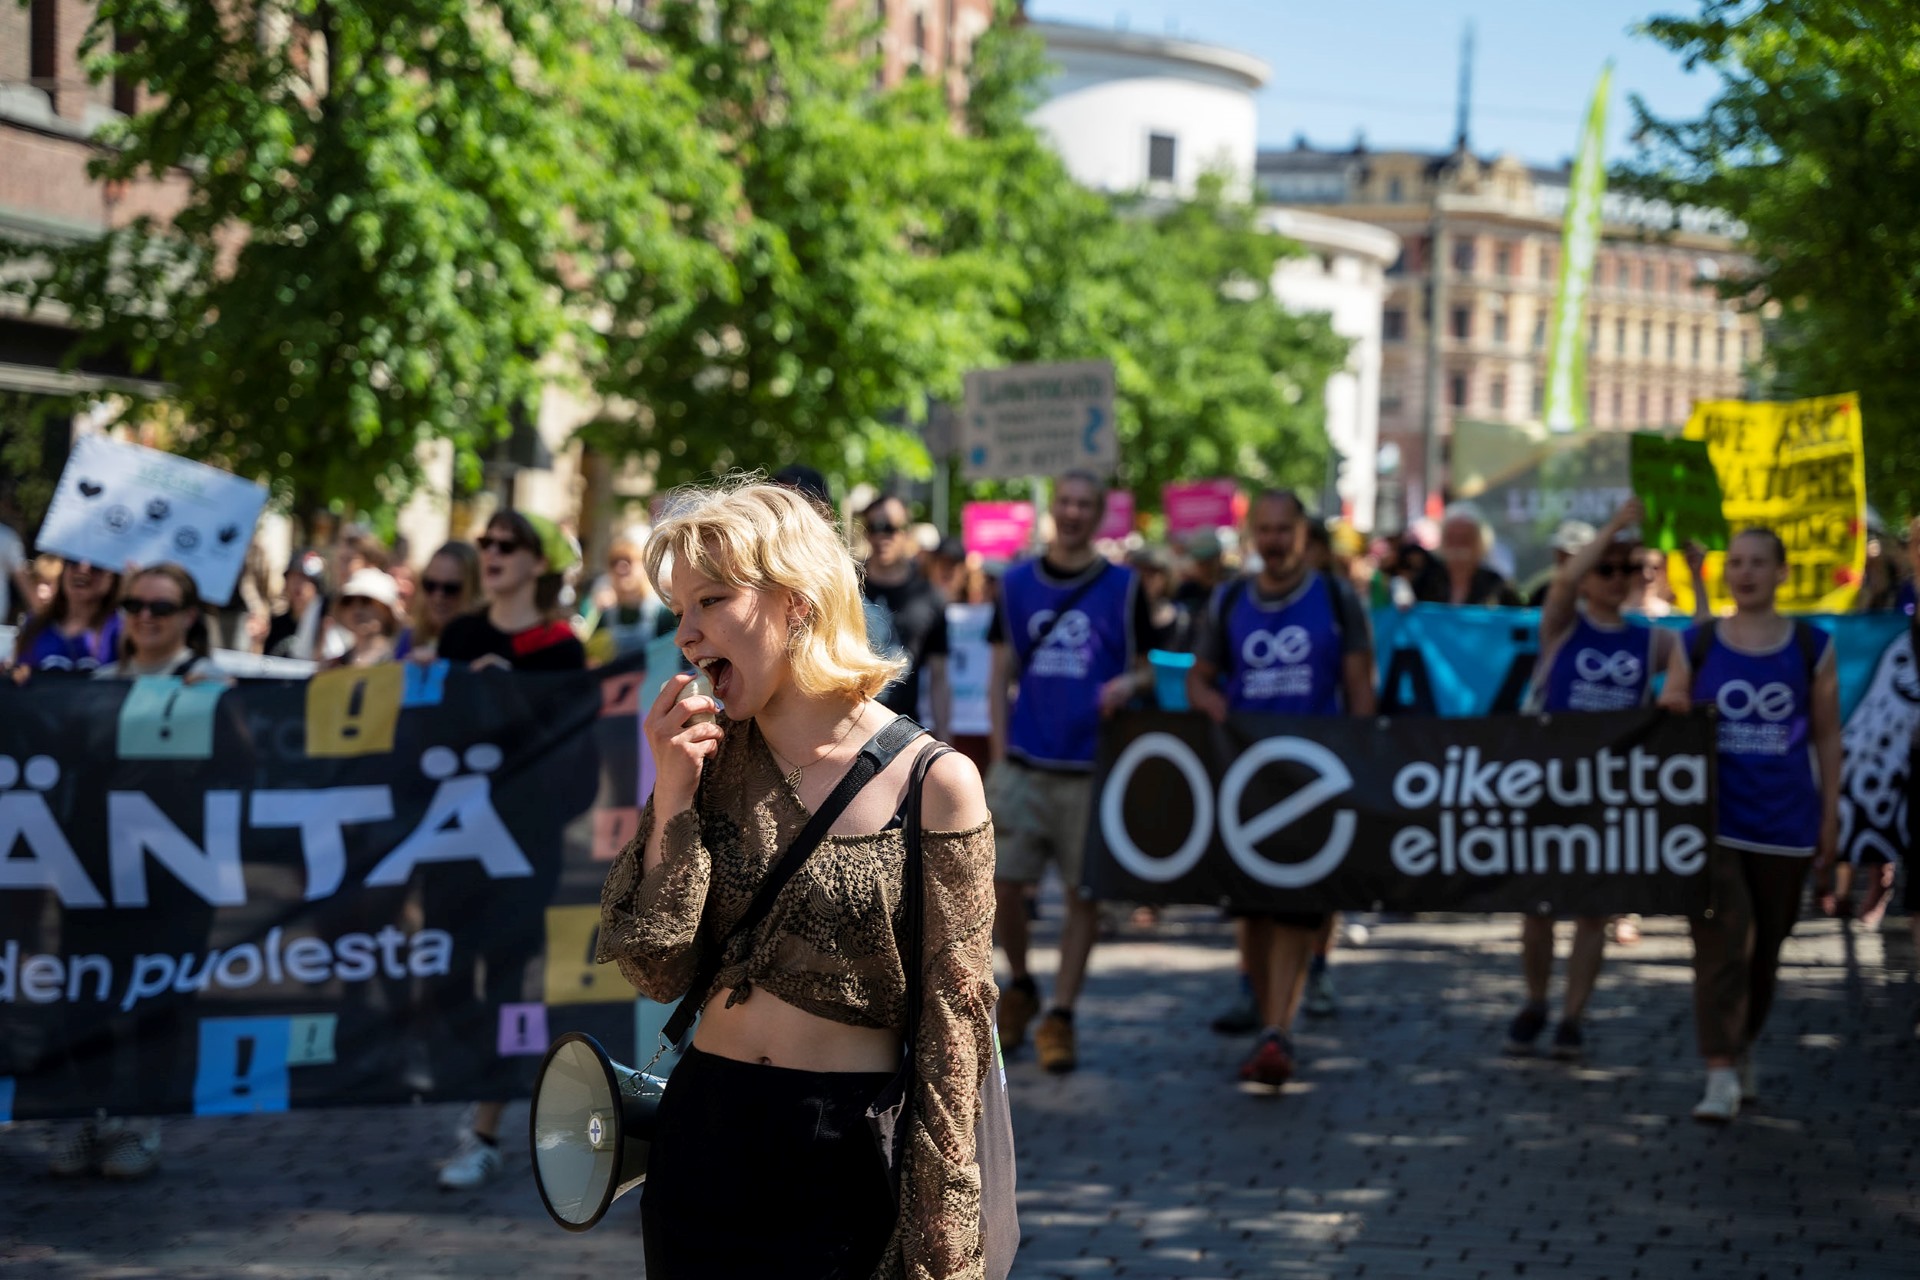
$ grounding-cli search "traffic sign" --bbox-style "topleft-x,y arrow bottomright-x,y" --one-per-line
961,359 -> 1117,481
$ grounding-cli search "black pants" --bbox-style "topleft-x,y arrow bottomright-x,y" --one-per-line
641,1045 -> 897,1280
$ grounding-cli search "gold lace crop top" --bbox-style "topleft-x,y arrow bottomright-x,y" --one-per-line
596,718 -> 998,1280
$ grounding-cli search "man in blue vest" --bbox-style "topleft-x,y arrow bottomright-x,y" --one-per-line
989,471 -> 1153,1073
1187,490 -> 1376,1090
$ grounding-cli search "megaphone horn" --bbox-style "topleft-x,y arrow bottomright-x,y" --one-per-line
529,1032 -> 667,1231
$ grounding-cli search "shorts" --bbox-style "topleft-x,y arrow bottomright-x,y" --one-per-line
987,760 -> 1093,892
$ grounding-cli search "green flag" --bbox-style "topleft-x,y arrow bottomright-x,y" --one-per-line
1543,64 -> 1611,434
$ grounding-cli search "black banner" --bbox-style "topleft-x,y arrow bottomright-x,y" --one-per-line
0,657 -> 652,1120
1086,709 -> 1716,915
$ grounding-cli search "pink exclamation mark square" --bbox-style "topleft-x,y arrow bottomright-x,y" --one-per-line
497,1003 -> 548,1057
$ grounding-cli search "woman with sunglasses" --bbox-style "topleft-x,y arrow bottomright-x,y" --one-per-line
95,564 -> 217,679
10,559 -> 121,679
433,510 -> 586,1190
395,542 -> 481,661
1505,498 -> 1694,1064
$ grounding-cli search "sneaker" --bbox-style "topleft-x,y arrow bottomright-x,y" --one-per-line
1209,987 -> 1260,1036
97,1125 -> 159,1180
1237,1030 -> 1295,1090
48,1121 -> 100,1178
1549,1020 -> 1585,1062
1033,1011 -> 1077,1074
1504,1003 -> 1549,1055
1736,1052 -> 1758,1103
1304,970 -> 1338,1019
437,1133 -> 503,1190
997,979 -> 1042,1052
1691,1068 -> 1742,1123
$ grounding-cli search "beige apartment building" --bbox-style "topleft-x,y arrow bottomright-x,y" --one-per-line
1257,142 -> 1764,523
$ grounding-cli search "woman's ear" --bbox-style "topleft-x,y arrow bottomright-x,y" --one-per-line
786,589 -> 813,630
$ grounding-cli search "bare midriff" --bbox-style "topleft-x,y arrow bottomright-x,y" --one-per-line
693,986 -> 902,1073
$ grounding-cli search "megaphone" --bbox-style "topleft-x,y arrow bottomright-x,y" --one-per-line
529,1032 -> 667,1231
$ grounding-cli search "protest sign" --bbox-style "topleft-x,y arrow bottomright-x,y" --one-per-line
1163,479 -> 1241,538
37,435 -> 269,605
962,360 -> 1117,481
1681,394 -> 1867,613
943,603 -> 995,736
0,657 -> 646,1119
1085,707 -> 1714,915
1098,490 -> 1136,542
962,501 -> 1035,561
1629,433 -> 1728,552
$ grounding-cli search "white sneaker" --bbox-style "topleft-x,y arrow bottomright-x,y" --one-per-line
1691,1068 -> 1742,1123
438,1133 -> 503,1190
48,1121 -> 100,1177
97,1124 -> 160,1180
1736,1052 -> 1758,1102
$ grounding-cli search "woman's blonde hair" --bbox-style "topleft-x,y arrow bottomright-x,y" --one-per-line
645,478 -> 905,701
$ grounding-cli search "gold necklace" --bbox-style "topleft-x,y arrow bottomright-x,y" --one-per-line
769,707 -> 865,795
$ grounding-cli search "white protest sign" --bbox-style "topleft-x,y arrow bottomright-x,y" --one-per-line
944,603 -> 995,736
962,359 -> 1117,481
37,435 -> 269,605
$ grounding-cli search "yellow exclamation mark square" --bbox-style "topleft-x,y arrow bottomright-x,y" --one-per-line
543,904 -> 628,1006
305,665 -> 405,758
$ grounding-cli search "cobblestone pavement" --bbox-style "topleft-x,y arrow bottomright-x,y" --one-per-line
4,905 -> 1916,1279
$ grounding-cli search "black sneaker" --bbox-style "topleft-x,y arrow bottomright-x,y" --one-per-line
1504,1003 -> 1549,1055
1549,1020 -> 1585,1062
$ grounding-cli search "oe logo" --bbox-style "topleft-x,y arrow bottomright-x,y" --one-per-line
1029,609 -> 1092,650
1573,648 -> 1642,686
1241,626 -> 1312,669
1098,733 -> 1356,888
1716,680 -> 1794,722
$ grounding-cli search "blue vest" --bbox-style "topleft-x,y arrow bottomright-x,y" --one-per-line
1687,624 -> 1829,855
1539,615 -> 1655,713
1003,560 -> 1137,770
1214,575 -> 1344,716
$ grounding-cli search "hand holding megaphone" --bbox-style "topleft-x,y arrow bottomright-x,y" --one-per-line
646,669 -> 723,815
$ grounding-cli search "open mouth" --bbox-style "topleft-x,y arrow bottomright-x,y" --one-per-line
696,656 -> 734,703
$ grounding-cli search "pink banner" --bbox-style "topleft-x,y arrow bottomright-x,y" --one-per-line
1163,479 -> 1242,538
962,501 -> 1036,560
1098,490 -> 1135,541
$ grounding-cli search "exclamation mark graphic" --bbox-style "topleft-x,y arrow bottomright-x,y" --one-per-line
233,1036 -> 255,1096
341,680 -> 366,739
157,687 -> 182,740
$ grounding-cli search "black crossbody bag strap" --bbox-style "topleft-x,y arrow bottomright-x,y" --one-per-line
1014,563 -> 1109,675
660,714 -> 925,1047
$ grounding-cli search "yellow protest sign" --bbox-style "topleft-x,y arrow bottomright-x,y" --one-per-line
542,904 -> 627,1006
304,664 -> 405,757
1670,394 -> 1865,615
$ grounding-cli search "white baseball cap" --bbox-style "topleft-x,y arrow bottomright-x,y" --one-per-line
339,568 -> 400,612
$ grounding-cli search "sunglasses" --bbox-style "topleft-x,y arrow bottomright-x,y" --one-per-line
476,536 -> 525,555
420,579 -> 465,597
1590,563 -> 1634,580
122,598 -> 184,618
864,522 -> 902,537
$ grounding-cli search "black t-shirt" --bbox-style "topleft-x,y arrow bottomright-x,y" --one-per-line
862,565 -> 950,719
437,611 -> 587,672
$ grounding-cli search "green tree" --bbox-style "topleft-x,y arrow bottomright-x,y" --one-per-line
0,0 -> 737,516
1628,0 -> 1920,514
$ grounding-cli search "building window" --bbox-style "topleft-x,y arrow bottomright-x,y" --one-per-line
1662,391 -> 1674,423
1452,238 -> 1476,274
1490,377 -> 1507,412
1691,326 -> 1702,361
1383,307 -> 1406,340
1615,317 -> 1626,355
1588,315 -> 1599,352
1532,315 -> 1546,351
1492,312 -> 1509,345
1612,387 -> 1624,421
1532,381 -> 1545,414
1147,133 -> 1177,182
1388,176 -> 1404,202
1666,323 -> 1677,360
113,31 -> 138,116
1387,249 -> 1406,277
1641,320 -> 1652,356
1637,390 -> 1650,422
1740,331 -> 1751,361
1642,263 -> 1656,290
1539,248 -> 1556,281
1382,378 -> 1404,412
30,0 -> 59,106
1449,372 -> 1469,408
1450,306 -> 1471,340
1716,329 -> 1727,364
1494,243 -> 1512,276
913,12 -> 928,63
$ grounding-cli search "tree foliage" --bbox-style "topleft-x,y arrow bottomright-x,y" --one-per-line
1627,0 -> 1920,515
1,0 -> 737,514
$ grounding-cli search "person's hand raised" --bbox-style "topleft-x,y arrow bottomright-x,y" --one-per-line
647,672 -> 724,815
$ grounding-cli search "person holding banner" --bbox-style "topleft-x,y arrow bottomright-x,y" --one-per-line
95,564 -> 219,679
988,471 -> 1151,1074
394,541 -> 480,661
596,479 -> 997,1278
1683,528 -> 1843,1122
1186,490 -> 1375,1090
1507,498 -> 1693,1062
9,559 -> 121,678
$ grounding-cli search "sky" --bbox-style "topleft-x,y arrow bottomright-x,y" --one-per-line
1025,1 -> 1721,166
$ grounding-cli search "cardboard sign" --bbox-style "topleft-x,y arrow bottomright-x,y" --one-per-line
1629,433 -> 1729,552
38,435 -> 269,605
1680,394 -> 1866,614
962,360 -> 1117,481
962,501 -> 1036,561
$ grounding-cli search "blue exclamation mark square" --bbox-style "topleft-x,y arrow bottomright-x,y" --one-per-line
0,1076 -> 14,1124
193,1017 -> 292,1115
